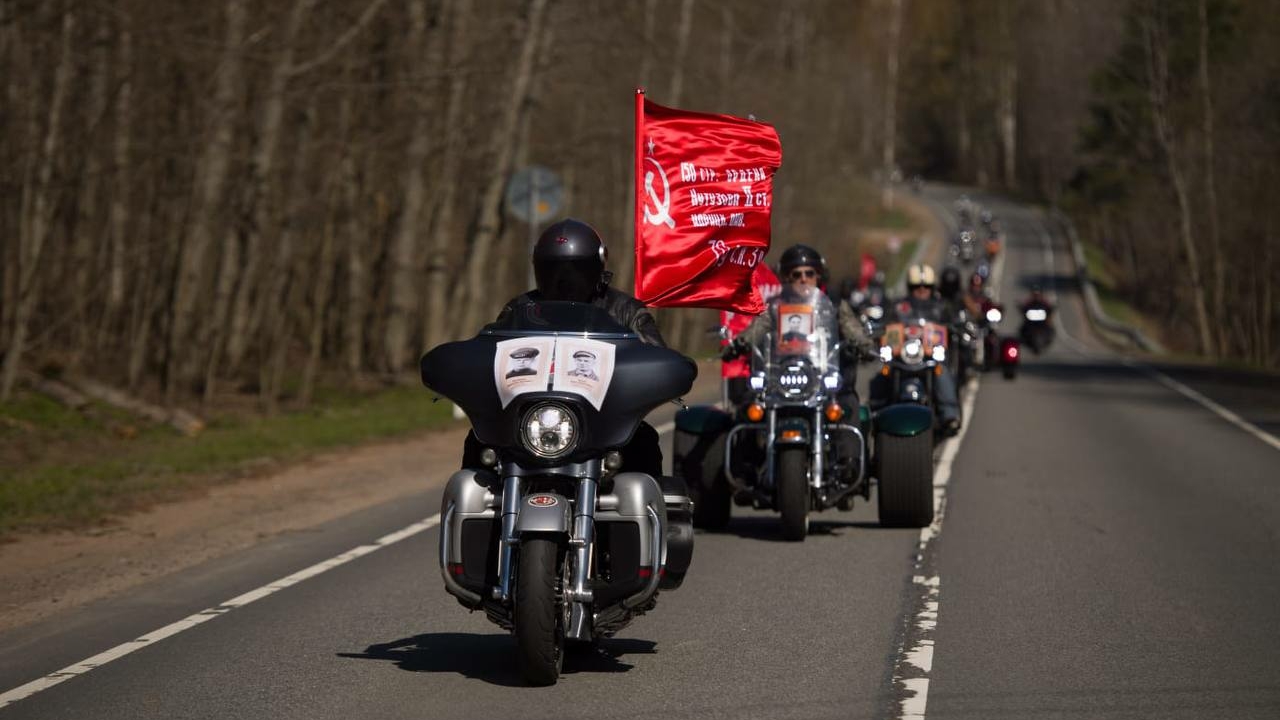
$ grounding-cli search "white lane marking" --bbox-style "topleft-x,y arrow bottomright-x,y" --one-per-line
0,515 -> 441,710
1125,360 -> 1280,453
893,380 -> 980,720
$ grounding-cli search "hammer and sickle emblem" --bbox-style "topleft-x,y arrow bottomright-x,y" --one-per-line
643,157 -> 676,229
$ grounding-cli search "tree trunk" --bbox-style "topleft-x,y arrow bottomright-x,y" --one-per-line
453,0 -> 552,334
1,9 -> 75,402
165,0 -> 246,401
614,0 -> 658,295
881,0 -> 903,209
222,0 -> 318,379
659,0 -> 696,350
104,28 -> 132,333
1142,7 -> 1213,357
424,0 -> 472,349
1197,0 -> 1225,355
997,0 -> 1018,189
384,0 -> 436,373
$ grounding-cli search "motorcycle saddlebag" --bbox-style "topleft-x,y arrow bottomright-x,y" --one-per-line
658,474 -> 694,590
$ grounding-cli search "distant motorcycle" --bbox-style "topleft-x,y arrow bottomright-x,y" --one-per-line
979,302 -> 1020,379
422,300 -> 696,685
1019,302 -> 1055,354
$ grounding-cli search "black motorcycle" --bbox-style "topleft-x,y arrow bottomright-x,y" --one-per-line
421,301 -> 696,685
1019,302 -> 1055,354
673,287 -> 869,541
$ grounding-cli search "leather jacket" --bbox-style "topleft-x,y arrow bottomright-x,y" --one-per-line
494,287 -> 667,347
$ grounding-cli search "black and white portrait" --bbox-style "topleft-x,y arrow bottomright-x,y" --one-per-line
504,346 -> 540,378
494,337 -> 554,408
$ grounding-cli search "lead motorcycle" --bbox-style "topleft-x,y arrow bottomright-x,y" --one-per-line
673,286 -> 869,541
421,301 -> 696,685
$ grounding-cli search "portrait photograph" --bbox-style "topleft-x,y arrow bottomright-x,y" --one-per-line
553,338 -> 616,410
494,337 -> 554,408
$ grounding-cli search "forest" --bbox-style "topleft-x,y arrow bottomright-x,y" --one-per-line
2,0 -> 1275,416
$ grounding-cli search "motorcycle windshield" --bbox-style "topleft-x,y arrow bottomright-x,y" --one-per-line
421,300 -> 696,454
753,285 -> 840,403
771,284 -> 840,371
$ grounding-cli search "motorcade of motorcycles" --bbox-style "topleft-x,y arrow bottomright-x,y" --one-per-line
421,300 -> 696,685
1019,303 -> 1055,354
870,313 -> 948,527
671,285 -> 870,541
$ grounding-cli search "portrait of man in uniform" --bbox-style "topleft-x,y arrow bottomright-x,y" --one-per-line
567,349 -> 599,381
781,313 -> 807,342
504,346 -> 540,379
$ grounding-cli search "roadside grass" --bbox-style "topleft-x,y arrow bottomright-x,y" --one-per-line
883,239 -> 920,287
1081,240 -> 1139,326
0,385 -> 457,537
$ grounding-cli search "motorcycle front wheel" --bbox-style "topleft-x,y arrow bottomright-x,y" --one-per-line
776,446 -> 810,541
515,537 -> 566,686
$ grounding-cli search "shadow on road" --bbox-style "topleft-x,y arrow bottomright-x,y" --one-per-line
1018,271 -> 1080,295
337,633 -> 655,686
711,515 -> 888,543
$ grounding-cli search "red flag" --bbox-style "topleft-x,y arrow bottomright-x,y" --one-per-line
719,263 -> 782,378
634,92 -> 783,314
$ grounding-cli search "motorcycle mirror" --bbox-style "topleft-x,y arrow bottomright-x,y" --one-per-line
670,397 -> 689,411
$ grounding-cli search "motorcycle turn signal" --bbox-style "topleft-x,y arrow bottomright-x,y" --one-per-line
824,403 -> 844,422
746,403 -> 765,422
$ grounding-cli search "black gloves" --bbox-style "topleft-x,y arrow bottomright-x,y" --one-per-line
720,338 -> 747,361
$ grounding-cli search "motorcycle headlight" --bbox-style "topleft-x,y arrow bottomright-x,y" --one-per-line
1025,308 -> 1048,322
771,360 -> 817,399
986,308 -> 1002,323
749,372 -> 766,391
866,305 -> 884,320
521,403 -> 578,459
931,345 -> 946,362
879,345 -> 893,362
822,371 -> 841,390
902,339 -> 924,364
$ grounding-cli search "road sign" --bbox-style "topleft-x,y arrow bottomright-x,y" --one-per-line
505,165 -> 563,224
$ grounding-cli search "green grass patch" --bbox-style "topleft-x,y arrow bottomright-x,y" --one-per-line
883,239 -> 920,287
1080,239 -> 1139,326
0,385 -> 458,536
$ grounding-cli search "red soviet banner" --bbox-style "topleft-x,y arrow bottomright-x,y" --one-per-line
633,91 -> 783,314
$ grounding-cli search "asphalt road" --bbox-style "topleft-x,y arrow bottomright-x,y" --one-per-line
2,187 -> 1277,720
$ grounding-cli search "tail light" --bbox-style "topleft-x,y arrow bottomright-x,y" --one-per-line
1004,345 -> 1019,360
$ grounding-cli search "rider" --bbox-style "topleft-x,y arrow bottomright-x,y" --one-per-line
460,218 -> 666,476
721,244 -> 876,410
872,263 -> 963,435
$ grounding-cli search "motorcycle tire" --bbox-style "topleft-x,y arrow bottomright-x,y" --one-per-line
1002,364 -> 1017,380
877,432 -> 934,528
776,446 -> 810,541
515,537 -> 566,686
686,432 -> 731,531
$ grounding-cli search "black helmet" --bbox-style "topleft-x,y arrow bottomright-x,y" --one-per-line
939,265 -> 962,300
533,218 -> 608,302
779,243 -> 827,281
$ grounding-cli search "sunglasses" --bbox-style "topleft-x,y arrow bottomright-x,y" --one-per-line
789,269 -> 817,279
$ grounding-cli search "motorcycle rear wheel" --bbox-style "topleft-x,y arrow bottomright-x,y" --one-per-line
877,432 -> 934,528
776,446 -> 810,541
515,537 -> 566,686
675,430 -> 731,531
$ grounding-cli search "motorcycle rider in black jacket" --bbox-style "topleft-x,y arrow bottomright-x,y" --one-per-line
722,244 -> 877,410
460,218 -> 667,475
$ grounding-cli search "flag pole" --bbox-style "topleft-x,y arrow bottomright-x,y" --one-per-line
633,88 -> 645,295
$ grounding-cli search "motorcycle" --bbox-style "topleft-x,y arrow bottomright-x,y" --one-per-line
671,286 -> 869,541
421,300 -> 696,685
950,230 -> 977,265
1019,303 -> 1055,354
869,314 -> 947,527
978,302 -> 1020,379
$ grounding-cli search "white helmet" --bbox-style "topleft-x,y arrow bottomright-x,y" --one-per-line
907,263 -> 936,289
